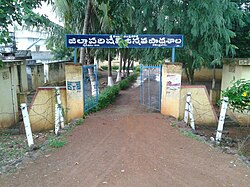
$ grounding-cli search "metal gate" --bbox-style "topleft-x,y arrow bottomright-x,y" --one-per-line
82,65 -> 99,112
140,64 -> 162,111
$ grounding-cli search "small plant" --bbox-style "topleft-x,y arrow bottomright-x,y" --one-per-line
134,65 -> 141,73
48,138 -> 67,148
222,79 -> 250,112
179,129 -> 202,142
171,123 -> 177,128
75,118 -> 84,126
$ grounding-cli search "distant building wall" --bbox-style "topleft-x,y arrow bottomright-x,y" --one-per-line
182,68 -> 222,82
0,66 -> 17,129
0,60 -> 28,129
29,64 -> 44,90
48,62 -> 65,84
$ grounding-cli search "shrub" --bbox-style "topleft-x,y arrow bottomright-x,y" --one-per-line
101,65 -> 108,70
97,85 -> 120,110
119,79 -> 130,90
112,65 -> 119,70
222,79 -> 250,112
101,65 -> 119,71
134,65 -> 141,73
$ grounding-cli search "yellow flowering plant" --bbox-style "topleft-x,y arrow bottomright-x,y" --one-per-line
222,79 -> 250,112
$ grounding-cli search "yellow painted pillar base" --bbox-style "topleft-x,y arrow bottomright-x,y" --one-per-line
161,63 -> 182,119
65,63 -> 84,121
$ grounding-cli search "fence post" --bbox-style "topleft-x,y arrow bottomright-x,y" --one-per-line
20,103 -> 34,147
215,97 -> 228,141
184,93 -> 195,130
55,87 -> 64,129
55,104 -> 60,135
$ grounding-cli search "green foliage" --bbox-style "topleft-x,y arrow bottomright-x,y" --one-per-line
0,59 -> 4,69
119,79 -> 130,90
0,0 -> 52,44
74,118 -> 84,126
100,65 -> 108,70
96,74 -> 138,110
127,73 -> 138,82
231,0 -> 250,58
97,85 -> 120,110
48,137 -> 67,148
101,65 -> 119,71
222,79 -> 250,112
179,129 -> 202,142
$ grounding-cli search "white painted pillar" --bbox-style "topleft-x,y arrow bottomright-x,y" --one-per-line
216,97 -> 228,141
20,103 -> 34,147
55,87 -> 64,130
184,93 -> 191,123
116,71 -> 122,82
55,104 -> 60,135
108,76 -> 114,86
184,92 -> 195,130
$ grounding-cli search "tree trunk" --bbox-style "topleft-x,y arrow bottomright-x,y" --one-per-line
80,0 -> 92,64
127,58 -> 131,76
188,67 -> 195,85
107,49 -> 114,86
212,65 -> 216,89
122,57 -> 127,78
116,51 -> 122,82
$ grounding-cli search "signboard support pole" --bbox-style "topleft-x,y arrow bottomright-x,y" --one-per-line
172,47 -> 175,64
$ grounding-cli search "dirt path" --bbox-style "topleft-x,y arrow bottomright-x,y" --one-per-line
1,87 -> 250,187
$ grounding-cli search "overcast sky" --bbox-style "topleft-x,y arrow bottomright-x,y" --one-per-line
34,2 -> 63,26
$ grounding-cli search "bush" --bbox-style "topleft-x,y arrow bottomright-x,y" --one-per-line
94,73 -> 139,111
97,85 -> 120,110
134,65 -> 141,73
101,65 -> 119,71
119,79 -> 130,90
112,65 -> 119,70
222,79 -> 250,112
101,65 -> 108,70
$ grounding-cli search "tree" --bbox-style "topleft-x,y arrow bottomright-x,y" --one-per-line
231,0 -> 250,58
0,0 -> 52,44
130,0 -> 244,84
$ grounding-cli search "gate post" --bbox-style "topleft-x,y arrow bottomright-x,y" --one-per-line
161,63 -> 182,119
65,63 -> 84,121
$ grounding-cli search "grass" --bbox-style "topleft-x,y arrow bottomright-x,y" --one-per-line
179,129 -> 203,142
48,138 -> 67,148
0,132 -> 29,173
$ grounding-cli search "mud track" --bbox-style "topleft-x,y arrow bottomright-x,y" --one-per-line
0,87 -> 249,187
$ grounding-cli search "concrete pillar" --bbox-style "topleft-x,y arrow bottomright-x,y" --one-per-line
161,63 -> 182,119
65,63 -> 84,121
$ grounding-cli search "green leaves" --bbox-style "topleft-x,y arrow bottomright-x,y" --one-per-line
222,79 -> 250,112
0,0 -> 51,44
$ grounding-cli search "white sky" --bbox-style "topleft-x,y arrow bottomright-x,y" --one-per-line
34,2 -> 63,26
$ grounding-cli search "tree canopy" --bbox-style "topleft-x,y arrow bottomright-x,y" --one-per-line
1,0 -> 247,84
0,0 -> 53,44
